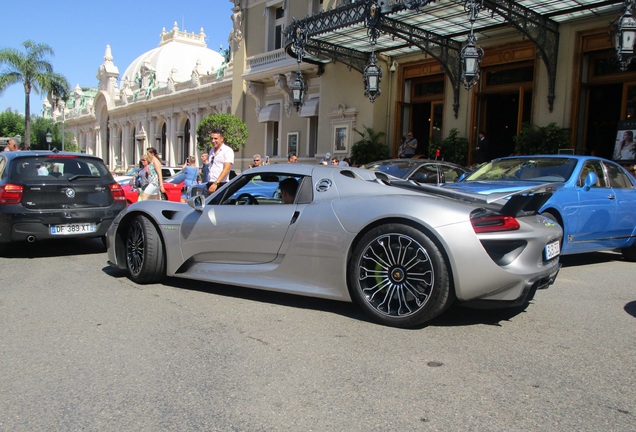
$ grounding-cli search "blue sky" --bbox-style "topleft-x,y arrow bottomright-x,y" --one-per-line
1,1 -> 234,115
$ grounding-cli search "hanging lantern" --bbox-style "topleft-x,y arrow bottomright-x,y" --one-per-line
364,52 -> 382,102
461,35 -> 484,90
292,70 -> 305,111
617,3 -> 636,70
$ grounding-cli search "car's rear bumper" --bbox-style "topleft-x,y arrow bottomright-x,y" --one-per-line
461,263 -> 561,309
0,205 -> 125,244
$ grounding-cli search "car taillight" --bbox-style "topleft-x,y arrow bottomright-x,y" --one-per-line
110,183 -> 126,202
471,214 -> 520,233
0,184 -> 24,204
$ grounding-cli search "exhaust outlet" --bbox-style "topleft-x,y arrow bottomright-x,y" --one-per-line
26,235 -> 36,243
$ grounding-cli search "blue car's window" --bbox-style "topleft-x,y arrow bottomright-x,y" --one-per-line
578,161 -> 607,188
604,162 -> 635,189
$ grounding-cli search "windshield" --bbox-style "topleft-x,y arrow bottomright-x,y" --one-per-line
465,157 -> 577,182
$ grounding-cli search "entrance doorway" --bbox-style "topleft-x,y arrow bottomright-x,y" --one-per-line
584,84 -> 622,159
479,92 -> 532,159
411,102 -> 443,157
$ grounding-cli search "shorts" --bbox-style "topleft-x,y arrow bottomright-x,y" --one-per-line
143,183 -> 161,196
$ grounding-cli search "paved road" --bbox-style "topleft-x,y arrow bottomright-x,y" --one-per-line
1,239 -> 635,431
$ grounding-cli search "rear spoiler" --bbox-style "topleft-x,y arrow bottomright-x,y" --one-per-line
387,178 -> 560,217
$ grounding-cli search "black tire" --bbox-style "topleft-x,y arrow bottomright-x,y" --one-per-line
348,224 -> 451,328
125,215 -> 166,284
622,242 -> 636,262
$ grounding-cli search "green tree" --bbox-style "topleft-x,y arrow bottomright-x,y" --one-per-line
0,40 -> 70,148
196,113 -> 248,152
0,109 -> 25,141
350,125 -> 388,165
514,122 -> 570,155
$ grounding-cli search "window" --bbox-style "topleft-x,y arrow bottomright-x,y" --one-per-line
216,173 -> 304,205
579,161 -> 606,188
267,121 -> 280,157
267,5 -> 285,51
605,162 -> 635,189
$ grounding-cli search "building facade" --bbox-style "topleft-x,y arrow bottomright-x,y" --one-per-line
47,0 -> 636,172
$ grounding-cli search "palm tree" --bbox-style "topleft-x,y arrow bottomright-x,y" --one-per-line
0,40 -> 70,148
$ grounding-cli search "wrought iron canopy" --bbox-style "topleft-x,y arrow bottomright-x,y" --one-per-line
285,0 -> 625,116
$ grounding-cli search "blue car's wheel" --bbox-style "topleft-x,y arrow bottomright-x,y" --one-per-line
348,224 -> 452,328
622,242 -> 636,262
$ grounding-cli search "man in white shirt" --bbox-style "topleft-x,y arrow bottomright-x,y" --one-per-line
207,128 -> 235,194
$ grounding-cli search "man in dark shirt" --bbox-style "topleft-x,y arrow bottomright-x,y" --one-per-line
474,131 -> 490,164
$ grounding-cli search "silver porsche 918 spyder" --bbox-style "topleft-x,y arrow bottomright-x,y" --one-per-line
106,164 -> 562,328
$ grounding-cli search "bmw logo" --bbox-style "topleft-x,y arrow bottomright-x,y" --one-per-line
65,188 -> 76,198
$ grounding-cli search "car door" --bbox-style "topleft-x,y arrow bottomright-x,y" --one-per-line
565,160 -> 618,251
179,174 -> 301,264
603,161 -> 636,245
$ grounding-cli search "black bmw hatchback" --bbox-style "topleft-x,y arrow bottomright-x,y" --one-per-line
0,150 -> 126,250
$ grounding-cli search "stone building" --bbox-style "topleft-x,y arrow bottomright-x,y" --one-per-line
47,0 -> 636,172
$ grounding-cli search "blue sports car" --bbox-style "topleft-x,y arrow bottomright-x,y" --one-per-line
443,155 -> 636,260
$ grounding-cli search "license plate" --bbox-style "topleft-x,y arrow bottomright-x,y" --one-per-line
51,223 -> 96,235
544,240 -> 560,260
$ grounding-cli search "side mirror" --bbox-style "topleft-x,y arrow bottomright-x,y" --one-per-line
583,172 -> 598,191
188,194 -> 206,211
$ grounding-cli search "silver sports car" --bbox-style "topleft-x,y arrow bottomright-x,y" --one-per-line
106,164 -> 562,328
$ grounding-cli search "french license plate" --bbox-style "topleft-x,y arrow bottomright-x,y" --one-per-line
544,240 -> 560,260
51,223 -> 96,235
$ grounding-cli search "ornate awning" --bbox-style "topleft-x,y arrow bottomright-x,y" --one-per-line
285,0 -> 625,116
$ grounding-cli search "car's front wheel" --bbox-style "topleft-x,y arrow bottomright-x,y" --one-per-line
125,215 -> 166,284
348,224 -> 452,328
621,241 -> 636,262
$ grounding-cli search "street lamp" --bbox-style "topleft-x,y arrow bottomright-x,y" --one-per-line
291,71 -> 305,111
616,0 -> 636,70
461,34 -> 484,89
46,131 -> 52,150
460,0 -> 485,90
363,52 -> 382,102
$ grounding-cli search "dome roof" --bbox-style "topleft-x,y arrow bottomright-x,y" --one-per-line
121,22 -> 224,87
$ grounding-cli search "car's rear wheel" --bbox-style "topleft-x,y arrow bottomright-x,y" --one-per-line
348,224 -> 451,328
125,215 -> 165,284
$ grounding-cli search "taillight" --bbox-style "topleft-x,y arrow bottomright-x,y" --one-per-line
0,184 -> 24,204
110,183 -> 126,202
471,214 -> 520,233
